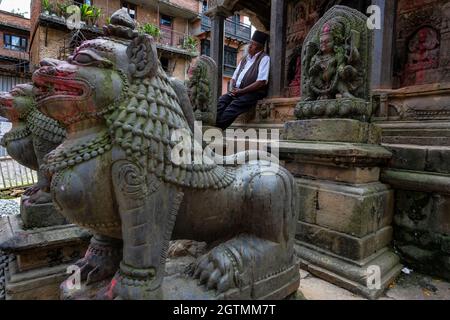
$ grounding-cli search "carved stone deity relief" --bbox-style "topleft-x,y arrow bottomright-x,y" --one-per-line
394,0 -> 448,87
295,5 -> 373,121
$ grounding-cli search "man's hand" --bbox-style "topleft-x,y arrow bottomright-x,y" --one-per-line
230,88 -> 243,97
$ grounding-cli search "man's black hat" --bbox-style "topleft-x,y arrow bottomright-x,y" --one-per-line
251,30 -> 269,45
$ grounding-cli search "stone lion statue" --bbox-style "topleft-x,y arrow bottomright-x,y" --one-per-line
187,55 -> 217,126
0,82 -> 66,203
32,9 -> 299,300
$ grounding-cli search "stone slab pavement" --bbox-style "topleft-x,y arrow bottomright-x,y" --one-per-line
298,268 -> 450,300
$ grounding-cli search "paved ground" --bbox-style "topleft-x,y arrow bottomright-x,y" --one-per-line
0,198 -> 20,217
298,268 -> 450,300
1,214 -> 448,300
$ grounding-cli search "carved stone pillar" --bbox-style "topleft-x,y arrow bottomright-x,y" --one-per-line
370,0 -> 397,89
207,11 -> 226,99
269,0 -> 287,98
282,5 -> 402,299
0,214 -> 91,299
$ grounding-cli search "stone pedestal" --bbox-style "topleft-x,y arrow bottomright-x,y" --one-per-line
0,214 -> 90,300
20,195 -> 67,229
61,241 -> 300,300
280,119 -> 402,299
373,84 -> 450,281
234,97 -> 298,127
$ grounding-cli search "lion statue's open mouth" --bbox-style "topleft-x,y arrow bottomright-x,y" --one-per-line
0,92 -> 15,120
32,67 -> 89,103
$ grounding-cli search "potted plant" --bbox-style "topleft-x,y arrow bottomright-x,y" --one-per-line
56,1 -> 70,19
182,36 -> 198,53
79,3 -> 93,26
140,23 -> 161,39
90,6 -> 102,27
42,0 -> 53,15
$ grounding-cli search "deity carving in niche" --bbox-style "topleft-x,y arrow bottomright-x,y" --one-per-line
405,27 -> 440,73
303,17 -> 363,100
295,5 -> 372,121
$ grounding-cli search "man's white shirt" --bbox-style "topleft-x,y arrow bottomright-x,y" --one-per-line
232,51 -> 270,88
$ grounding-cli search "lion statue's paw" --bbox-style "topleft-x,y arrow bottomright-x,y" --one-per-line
192,245 -> 238,294
70,236 -> 122,286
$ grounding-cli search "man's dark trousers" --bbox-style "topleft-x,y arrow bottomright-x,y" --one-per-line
216,91 -> 266,130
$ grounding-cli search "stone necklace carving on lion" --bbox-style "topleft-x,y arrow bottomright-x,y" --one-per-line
32,9 -> 300,300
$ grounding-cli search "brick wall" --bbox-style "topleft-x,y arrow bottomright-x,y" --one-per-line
30,25 -> 66,69
0,10 -> 30,67
30,0 -> 41,38
171,0 -> 201,13
0,11 -> 30,30
0,29 -> 30,61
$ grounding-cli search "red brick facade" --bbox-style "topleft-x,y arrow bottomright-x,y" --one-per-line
0,10 -> 30,72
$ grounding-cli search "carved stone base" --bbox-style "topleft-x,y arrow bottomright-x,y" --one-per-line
233,97 -> 298,125
295,98 -> 372,121
162,262 -> 299,300
381,169 -> 450,281
61,242 -> 300,300
0,214 -> 90,299
372,84 -> 450,280
296,242 -> 402,300
284,119 -> 381,144
20,195 -> 67,229
281,118 -> 401,298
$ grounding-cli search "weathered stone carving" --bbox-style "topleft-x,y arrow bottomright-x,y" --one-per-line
187,55 -> 218,126
296,5 -> 372,120
394,0 -> 448,87
0,83 -> 66,205
406,27 -> 440,72
403,27 -> 440,86
33,9 -> 299,300
284,6 -> 402,299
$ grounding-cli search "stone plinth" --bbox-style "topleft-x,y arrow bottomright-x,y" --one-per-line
0,214 -> 90,300
61,242 -> 300,300
280,119 -> 402,299
233,97 -> 298,127
373,83 -> 450,281
20,195 -> 68,229
381,169 -> 450,281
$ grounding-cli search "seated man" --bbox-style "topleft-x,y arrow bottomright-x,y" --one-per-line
216,31 -> 270,130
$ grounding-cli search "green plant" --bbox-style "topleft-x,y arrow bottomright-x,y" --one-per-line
182,36 -> 198,52
41,0 -> 53,13
139,23 -> 161,38
90,6 -> 102,26
79,3 -> 93,22
56,1 -> 71,18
